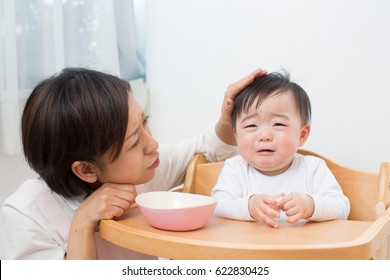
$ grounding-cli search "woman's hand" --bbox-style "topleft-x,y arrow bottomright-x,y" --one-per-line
215,68 -> 268,145
78,183 -> 136,225
66,183 -> 136,259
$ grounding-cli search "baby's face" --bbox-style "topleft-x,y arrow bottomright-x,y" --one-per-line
234,91 -> 310,176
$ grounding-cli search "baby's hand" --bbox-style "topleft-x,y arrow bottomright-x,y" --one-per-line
249,194 -> 284,228
276,192 -> 314,223
274,193 -> 284,204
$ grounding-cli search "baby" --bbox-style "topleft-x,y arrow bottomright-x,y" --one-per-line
211,72 -> 350,228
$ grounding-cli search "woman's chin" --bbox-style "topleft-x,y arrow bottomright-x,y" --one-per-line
136,170 -> 156,185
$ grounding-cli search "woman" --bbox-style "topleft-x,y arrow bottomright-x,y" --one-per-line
0,67 -> 266,259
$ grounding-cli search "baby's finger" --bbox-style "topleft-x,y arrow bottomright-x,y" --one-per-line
259,203 -> 281,219
277,196 -> 295,211
253,211 -> 279,229
286,212 -> 304,224
261,215 -> 280,229
285,205 -> 300,217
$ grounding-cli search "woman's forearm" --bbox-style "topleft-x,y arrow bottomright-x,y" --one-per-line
66,216 -> 98,260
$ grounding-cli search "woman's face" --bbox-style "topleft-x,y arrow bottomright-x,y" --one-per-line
97,94 -> 160,185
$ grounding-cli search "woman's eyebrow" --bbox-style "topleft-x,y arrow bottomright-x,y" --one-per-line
125,112 -> 145,141
126,126 -> 139,141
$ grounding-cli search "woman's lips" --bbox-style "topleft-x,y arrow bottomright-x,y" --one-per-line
150,157 -> 160,168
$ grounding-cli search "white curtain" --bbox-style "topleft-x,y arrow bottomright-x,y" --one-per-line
0,0 -> 145,155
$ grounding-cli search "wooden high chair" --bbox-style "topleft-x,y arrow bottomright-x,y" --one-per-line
181,149 -> 390,259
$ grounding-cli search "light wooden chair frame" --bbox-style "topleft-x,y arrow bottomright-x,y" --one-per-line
182,149 -> 390,259
182,149 -> 390,221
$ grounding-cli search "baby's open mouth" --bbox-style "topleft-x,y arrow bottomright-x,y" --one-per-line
257,149 -> 275,153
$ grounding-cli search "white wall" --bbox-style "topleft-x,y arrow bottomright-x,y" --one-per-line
1,0 -> 389,205
146,0 -> 390,172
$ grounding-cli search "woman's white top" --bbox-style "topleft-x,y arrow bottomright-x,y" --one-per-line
211,154 -> 350,222
0,124 -> 236,259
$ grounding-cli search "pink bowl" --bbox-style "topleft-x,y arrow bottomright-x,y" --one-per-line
135,191 -> 217,231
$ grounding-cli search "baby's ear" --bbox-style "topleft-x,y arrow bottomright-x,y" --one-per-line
299,124 -> 311,146
71,161 -> 98,183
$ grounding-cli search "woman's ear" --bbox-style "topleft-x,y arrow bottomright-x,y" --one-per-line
71,161 -> 99,183
299,124 -> 311,147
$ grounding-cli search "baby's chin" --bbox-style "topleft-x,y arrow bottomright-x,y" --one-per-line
252,164 -> 291,176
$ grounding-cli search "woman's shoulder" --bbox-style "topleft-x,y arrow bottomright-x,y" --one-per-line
0,179 -> 68,259
0,179 -> 50,239
2,179 -> 48,209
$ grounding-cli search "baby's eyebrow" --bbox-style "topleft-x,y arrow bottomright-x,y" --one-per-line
272,113 -> 290,120
240,112 -> 258,123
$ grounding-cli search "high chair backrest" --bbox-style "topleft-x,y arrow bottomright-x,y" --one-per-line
182,149 -> 390,221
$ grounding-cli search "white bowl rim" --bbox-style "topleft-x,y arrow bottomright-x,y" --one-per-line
135,191 -> 216,210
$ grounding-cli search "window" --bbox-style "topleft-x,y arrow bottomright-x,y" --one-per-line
0,0 -> 145,154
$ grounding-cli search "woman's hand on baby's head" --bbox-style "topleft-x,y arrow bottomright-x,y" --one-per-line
276,192 -> 314,223
221,68 -> 268,122
225,68 -> 268,102
216,68 -> 268,145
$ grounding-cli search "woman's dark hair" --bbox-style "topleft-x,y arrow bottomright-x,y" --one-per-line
232,72 -> 311,128
21,68 -> 131,197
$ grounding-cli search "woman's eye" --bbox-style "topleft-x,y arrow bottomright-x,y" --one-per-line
143,115 -> 150,127
129,138 -> 140,150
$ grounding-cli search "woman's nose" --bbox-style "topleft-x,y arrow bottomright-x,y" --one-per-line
143,127 -> 159,154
